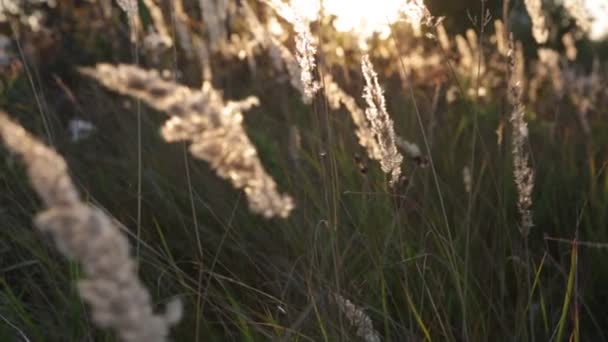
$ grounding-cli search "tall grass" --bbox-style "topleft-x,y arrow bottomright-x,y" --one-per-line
1,0 -> 608,341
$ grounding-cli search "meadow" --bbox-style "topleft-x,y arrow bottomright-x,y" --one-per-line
1,0 -> 608,341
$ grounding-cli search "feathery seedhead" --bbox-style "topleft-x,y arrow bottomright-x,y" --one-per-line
323,74 -> 382,161
507,37 -> 535,236
524,0 -> 549,44
400,0 -> 431,29
333,294 -> 381,342
294,16 -> 321,102
0,112 -> 180,342
79,64 -> 294,218
116,0 -> 138,16
361,55 -> 404,187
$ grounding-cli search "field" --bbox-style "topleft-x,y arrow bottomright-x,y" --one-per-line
1,0 -> 608,341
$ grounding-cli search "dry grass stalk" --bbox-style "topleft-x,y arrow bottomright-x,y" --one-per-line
260,0 -> 297,24
463,166 -> 472,194
115,0 -> 141,43
564,59 -> 603,136
361,55 -> 403,187
142,0 -> 172,48
395,137 -> 423,162
293,15 -> 321,101
455,34 -> 474,72
507,36 -> 535,236
563,0 -> 591,33
494,20 -> 509,56
241,3 -> 288,81
241,1 -> 314,103
199,0 -> 228,51
537,48 -> 564,97
562,32 -> 578,61
172,0 -> 195,59
333,294 -> 381,342
192,35 -> 214,82
268,37 -> 309,99
400,0 -> 432,31
323,74 -> 381,160
116,0 -> 138,17
524,0 -> 549,44
0,112 -> 181,342
79,64 -> 294,218
288,125 -> 301,166
260,0 -> 321,102
436,22 -> 451,51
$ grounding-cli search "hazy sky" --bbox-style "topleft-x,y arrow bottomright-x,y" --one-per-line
586,0 -> 608,40
290,0 -> 608,41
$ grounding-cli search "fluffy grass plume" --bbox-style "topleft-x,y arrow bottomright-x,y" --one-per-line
507,37 -> 535,236
79,64 -> 295,218
524,0 -> 549,44
333,294 -> 381,342
324,74 -> 382,160
262,0 -> 321,102
199,0 -> 228,50
361,54 -> 404,187
0,112 -> 181,342
563,0 -> 592,33
293,15 -> 321,102
116,0 -> 138,16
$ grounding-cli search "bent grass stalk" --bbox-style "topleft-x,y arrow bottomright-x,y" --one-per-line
80,64 -> 295,219
0,112 -> 181,342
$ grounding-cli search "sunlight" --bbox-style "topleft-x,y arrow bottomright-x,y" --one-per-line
290,0 -> 608,42
586,0 -> 608,40
290,0 -> 410,40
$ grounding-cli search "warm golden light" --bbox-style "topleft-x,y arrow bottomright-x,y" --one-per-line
586,0 -> 608,40
290,0 -> 607,42
290,0 -> 418,42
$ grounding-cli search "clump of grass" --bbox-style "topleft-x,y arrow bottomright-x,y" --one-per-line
0,112 -> 182,342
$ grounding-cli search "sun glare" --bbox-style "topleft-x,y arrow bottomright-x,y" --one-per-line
290,0 -> 410,40
585,0 -> 608,40
289,0 -> 608,42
